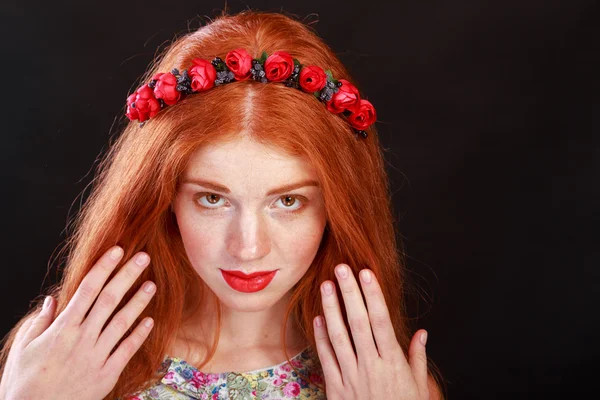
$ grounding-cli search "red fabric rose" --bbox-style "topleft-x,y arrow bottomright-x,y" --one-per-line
347,99 -> 377,130
125,93 -> 138,120
298,65 -> 327,92
189,58 -> 217,92
326,79 -> 361,114
151,72 -> 181,106
264,51 -> 294,82
225,48 -> 252,81
125,85 -> 161,122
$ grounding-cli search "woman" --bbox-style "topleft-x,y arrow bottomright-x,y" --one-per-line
0,10 -> 445,400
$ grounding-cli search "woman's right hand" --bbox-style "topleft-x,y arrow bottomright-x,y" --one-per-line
0,246 -> 156,400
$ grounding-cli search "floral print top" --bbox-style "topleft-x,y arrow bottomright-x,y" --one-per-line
123,346 -> 326,399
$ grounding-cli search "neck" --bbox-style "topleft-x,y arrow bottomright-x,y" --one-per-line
180,287 -> 307,353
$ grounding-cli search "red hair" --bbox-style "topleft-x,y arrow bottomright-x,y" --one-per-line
0,10 -> 446,399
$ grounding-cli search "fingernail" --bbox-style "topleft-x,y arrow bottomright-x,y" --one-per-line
420,331 -> 428,346
110,246 -> 123,260
143,282 -> 155,293
322,282 -> 333,295
136,253 -> 150,266
335,265 -> 348,279
315,316 -> 323,327
360,269 -> 372,283
42,296 -> 51,310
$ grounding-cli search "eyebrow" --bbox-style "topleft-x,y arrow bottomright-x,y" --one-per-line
181,178 -> 320,196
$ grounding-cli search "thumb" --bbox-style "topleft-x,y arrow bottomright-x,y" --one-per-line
21,296 -> 56,348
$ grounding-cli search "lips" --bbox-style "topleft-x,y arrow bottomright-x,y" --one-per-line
222,270 -> 276,278
220,269 -> 278,293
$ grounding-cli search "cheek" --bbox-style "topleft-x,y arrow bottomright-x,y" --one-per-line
277,215 -> 326,270
176,211 -> 227,265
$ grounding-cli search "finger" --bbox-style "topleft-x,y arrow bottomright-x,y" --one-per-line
13,314 -> 35,349
320,279 -> 358,381
313,315 -> 343,389
359,269 -> 405,363
334,264 -> 379,364
408,329 -> 429,395
81,252 -> 151,339
20,296 -> 56,348
58,246 -> 125,326
102,316 -> 154,374
95,280 -> 156,354
0,315 -> 35,387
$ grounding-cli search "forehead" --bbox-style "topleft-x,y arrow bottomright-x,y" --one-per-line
183,135 -> 318,184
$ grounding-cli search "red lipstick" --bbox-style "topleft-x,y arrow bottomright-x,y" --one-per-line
220,269 -> 278,293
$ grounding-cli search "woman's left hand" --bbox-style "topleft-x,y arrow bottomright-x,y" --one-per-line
313,264 -> 431,399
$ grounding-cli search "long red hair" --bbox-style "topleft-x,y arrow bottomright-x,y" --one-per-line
0,10 -> 446,399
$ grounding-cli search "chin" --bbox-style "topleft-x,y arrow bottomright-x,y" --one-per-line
218,291 -> 283,312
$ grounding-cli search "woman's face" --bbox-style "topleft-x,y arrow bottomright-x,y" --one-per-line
172,135 -> 327,312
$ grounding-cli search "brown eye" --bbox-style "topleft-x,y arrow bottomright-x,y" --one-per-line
280,195 -> 296,207
196,193 -> 226,209
275,195 -> 304,212
206,194 -> 221,204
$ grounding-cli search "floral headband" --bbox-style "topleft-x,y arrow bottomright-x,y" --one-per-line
125,48 -> 377,139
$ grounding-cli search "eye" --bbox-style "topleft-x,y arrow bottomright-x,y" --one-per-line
195,193 -> 306,213
274,195 -> 304,212
196,193 -> 227,209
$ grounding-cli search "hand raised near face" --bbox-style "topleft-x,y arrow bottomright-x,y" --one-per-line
0,247 -> 156,400
314,264 -> 432,399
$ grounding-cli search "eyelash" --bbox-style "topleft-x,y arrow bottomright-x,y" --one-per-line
194,192 -> 307,214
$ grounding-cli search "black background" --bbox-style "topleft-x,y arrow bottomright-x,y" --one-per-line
1,0 -> 598,398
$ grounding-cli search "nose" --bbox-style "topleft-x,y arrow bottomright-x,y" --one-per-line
226,208 -> 271,262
